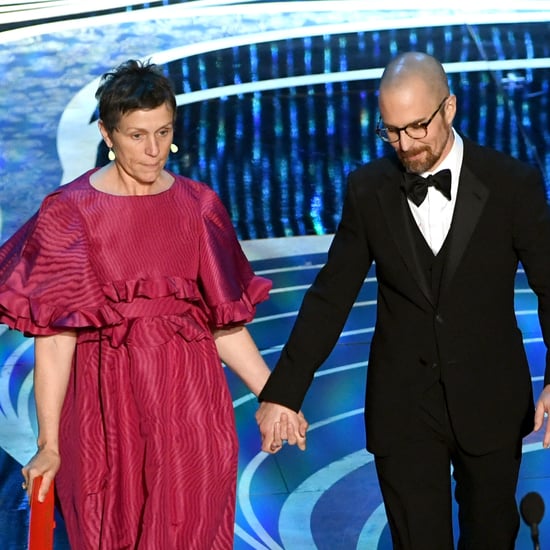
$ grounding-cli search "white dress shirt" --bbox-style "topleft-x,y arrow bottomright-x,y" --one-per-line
407,129 -> 464,254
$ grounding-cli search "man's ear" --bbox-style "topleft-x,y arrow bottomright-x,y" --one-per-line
444,94 -> 457,124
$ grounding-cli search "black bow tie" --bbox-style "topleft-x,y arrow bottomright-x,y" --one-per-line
401,169 -> 452,206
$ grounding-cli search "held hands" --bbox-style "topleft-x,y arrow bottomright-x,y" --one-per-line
534,384 -> 550,448
21,446 -> 60,502
256,402 -> 308,454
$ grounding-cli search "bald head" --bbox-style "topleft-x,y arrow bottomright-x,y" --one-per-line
377,52 -> 456,173
380,52 -> 450,101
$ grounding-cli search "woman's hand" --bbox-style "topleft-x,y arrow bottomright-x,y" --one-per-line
21,446 -> 61,502
256,402 -> 308,453
24,331 -> 76,502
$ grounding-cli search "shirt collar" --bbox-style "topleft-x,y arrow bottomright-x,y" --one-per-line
424,128 -> 462,173
422,128 -> 463,195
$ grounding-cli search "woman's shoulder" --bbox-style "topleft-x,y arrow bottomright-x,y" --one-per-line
172,173 -> 214,193
41,169 -> 97,205
32,170 -> 100,229
170,175 -> 232,227
171,173 -> 221,204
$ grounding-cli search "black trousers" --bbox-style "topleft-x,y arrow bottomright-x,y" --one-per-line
374,381 -> 522,550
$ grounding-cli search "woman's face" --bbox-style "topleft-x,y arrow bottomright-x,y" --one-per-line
100,102 -> 175,185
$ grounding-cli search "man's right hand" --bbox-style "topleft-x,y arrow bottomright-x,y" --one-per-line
256,402 -> 308,453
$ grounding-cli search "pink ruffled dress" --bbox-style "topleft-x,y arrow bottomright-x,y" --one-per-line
0,170 -> 271,549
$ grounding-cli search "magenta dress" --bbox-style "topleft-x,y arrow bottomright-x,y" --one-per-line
0,170 -> 271,549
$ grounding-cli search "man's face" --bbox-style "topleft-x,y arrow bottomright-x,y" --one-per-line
378,81 -> 456,174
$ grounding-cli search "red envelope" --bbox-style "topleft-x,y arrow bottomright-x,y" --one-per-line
28,476 -> 55,550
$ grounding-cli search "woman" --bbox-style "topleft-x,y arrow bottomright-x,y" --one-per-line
0,59 -> 280,549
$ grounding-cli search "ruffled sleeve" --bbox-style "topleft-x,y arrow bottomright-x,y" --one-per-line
0,190 -> 119,336
197,188 -> 271,328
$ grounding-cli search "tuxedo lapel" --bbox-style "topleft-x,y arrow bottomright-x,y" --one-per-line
441,163 -> 489,294
378,174 -> 435,307
376,152 -> 489,307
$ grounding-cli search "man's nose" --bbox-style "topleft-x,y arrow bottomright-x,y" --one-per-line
397,131 -> 416,151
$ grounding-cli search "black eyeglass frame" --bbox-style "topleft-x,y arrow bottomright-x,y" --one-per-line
375,96 -> 449,143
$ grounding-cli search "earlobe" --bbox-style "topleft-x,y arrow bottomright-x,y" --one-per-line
98,120 -> 112,148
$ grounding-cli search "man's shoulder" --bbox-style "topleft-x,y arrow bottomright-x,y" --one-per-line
461,137 -> 545,202
462,137 -> 538,177
351,155 -> 400,175
348,156 -> 402,189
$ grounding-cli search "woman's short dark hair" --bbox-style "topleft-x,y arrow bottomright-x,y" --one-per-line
96,59 -> 177,133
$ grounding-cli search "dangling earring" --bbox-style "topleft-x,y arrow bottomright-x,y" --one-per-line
108,148 -> 116,161
170,143 -> 179,154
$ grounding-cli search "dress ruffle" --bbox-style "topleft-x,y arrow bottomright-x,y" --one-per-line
103,273 -> 271,328
0,287 -> 123,336
103,276 -> 202,303
209,275 -> 271,327
0,273 -> 271,337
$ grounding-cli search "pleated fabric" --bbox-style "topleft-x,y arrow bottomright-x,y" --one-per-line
0,170 -> 272,549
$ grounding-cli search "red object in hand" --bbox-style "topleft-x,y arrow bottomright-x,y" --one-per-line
28,476 -> 55,550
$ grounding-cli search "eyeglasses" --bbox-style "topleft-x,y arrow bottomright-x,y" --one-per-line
375,96 -> 449,143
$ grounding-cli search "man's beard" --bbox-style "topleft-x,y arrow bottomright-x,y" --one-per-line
398,127 -> 452,174
398,146 -> 439,174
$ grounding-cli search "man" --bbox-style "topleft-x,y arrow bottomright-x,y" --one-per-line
256,51 -> 550,549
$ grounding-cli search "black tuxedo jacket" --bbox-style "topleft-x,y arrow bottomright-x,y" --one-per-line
260,137 -> 550,456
